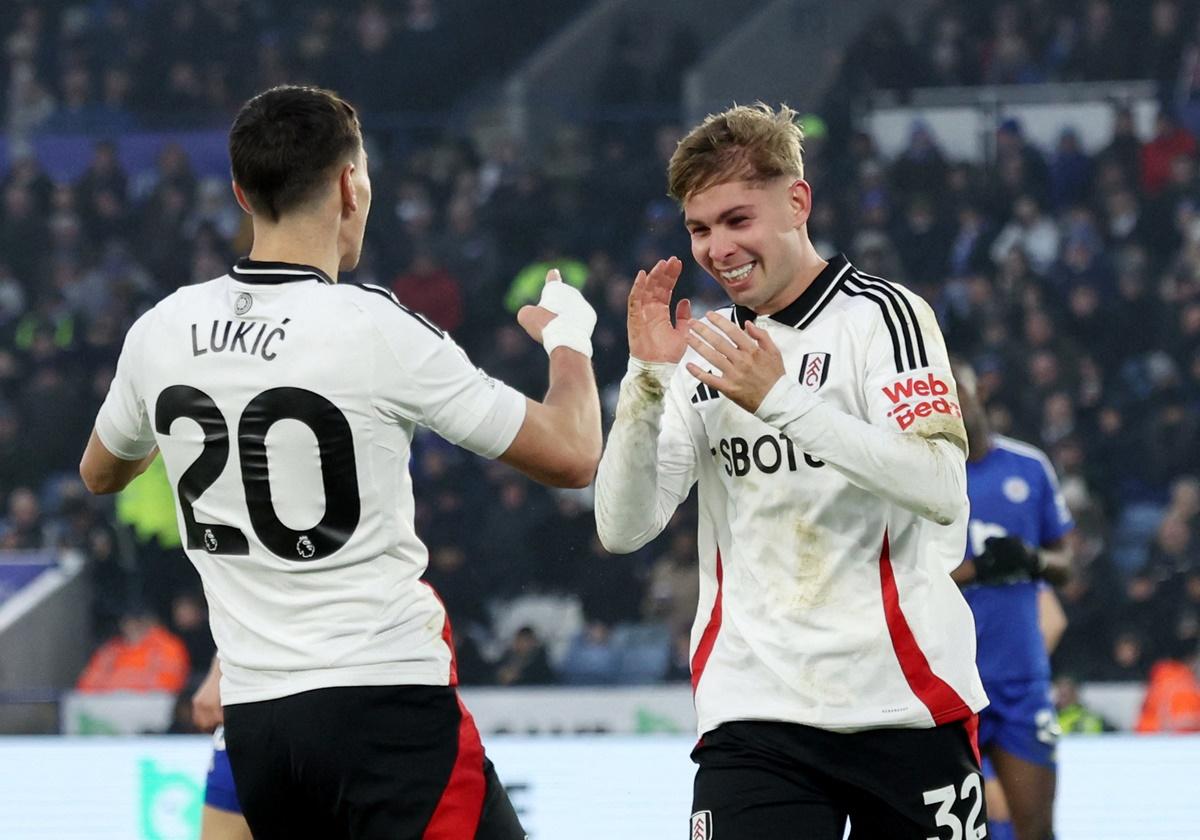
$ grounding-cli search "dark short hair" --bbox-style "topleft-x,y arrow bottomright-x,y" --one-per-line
229,85 -> 361,221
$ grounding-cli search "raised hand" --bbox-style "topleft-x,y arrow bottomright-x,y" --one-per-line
686,314 -> 786,413
628,257 -> 691,363
516,268 -> 564,344
517,268 -> 597,357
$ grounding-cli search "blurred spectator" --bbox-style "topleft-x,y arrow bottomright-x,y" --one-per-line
1135,646 -> 1200,732
890,121 -> 948,196
1064,0 -> 1131,81
840,12 -> 926,96
0,486 -> 47,549
893,195 -> 952,291
76,606 -> 190,693
993,118 -> 1050,207
494,626 -> 556,686
423,543 -> 491,634
1095,627 -> 1152,681
558,620 -> 621,685
1147,0 -> 1187,92
450,628 -> 492,686
1099,106 -> 1142,188
1047,128 -> 1093,210
1140,109 -> 1197,197
923,6 -> 977,86
115,458 -> 193,622
984,5 -> 1041,84
170,592 -> 215,680
664,629 -> 692,682
947,204 -> 995,278
990,194 -> 1060,273
0,181 -> 50,285
475,475 -> 549,598
390,249 -> 464,333
642,527 -> 700,639
1053,675 -> 1113,733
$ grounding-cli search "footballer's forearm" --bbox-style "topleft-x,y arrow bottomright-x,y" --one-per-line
755,378 -> 967,525
499,348 -> 601,488
542,347 -> 603,475
595,359 -> 680,553
80,429 -> 157,495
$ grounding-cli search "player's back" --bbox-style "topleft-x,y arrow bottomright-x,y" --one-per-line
116,261 -> 471,703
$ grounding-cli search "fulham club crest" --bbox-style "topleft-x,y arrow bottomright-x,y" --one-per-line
799,352 -> 831,392
690,810 -> 712,840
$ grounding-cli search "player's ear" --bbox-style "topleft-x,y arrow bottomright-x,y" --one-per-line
788,178 -> 812,229
231,181 -> 254,215
339,163 -> 359,216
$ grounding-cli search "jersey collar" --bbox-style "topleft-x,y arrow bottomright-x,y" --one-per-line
230,258 -> 334,285
732,253 -> 851,329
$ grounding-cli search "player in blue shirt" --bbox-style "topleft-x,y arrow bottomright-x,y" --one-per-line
950,359 -> 1073,840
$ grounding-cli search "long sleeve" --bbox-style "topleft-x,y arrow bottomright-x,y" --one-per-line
755,288 -> 968,525
594,358 -> 699,554
755,376 -> 966,525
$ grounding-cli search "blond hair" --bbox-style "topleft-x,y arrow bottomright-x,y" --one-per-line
667,103 -> 805,204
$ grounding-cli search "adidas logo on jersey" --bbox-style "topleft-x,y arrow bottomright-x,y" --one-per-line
692,379 -> 719,404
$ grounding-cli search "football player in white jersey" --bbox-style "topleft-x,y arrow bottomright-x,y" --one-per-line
595,103 -> 988,839
79,85 -> 599,839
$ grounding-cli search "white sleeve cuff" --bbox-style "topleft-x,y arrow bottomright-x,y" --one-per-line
94,410 -> 156,461
627,356 -> 677,384
753,375 -> 819,428
457,382 -> 528,459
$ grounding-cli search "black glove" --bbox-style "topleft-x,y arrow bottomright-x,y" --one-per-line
974,536 -> 1043,584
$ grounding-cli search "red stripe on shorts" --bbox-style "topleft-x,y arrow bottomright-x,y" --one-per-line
878,530 -> 970,725
423,696 -> 486,839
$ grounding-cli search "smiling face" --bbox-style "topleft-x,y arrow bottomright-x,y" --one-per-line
683,176 -> 812,314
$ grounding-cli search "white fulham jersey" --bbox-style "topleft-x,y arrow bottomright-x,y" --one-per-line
596,254 -> 987,734
94,259 -> 526,704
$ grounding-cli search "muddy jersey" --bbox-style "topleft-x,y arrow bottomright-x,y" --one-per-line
94,259 -> 526,704
597,254 -> 986,734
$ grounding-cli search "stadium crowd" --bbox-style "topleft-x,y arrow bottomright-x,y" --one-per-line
0,1 -> 1198,715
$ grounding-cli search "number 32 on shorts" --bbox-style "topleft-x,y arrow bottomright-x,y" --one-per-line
922,772 -> 986,840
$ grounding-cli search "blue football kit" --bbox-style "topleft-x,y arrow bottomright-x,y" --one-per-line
205,725 -> 243,814
964,436 -> 1073,768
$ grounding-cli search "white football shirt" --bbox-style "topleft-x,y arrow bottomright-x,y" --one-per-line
596,254 -> 987,734
94,259 -> 527,704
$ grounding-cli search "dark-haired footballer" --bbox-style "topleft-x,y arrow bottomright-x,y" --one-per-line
80,85 -> 601,839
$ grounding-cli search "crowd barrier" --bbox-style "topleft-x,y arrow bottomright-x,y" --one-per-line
0,734 -> 1195,838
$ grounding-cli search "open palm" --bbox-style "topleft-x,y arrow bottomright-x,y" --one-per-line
628,257 -> 691,363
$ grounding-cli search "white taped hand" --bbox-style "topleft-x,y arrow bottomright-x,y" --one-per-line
538,273 -> 597,358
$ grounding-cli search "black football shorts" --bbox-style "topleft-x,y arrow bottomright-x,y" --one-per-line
224,684 -> 526,840
690,716 -> 985,839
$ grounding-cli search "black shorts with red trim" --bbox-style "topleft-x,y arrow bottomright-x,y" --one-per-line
690,717 -> 985,840
223,684 -> 526,840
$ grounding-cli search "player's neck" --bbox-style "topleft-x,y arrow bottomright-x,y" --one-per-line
247,221 -> 342,283
759,240 -> 826,316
